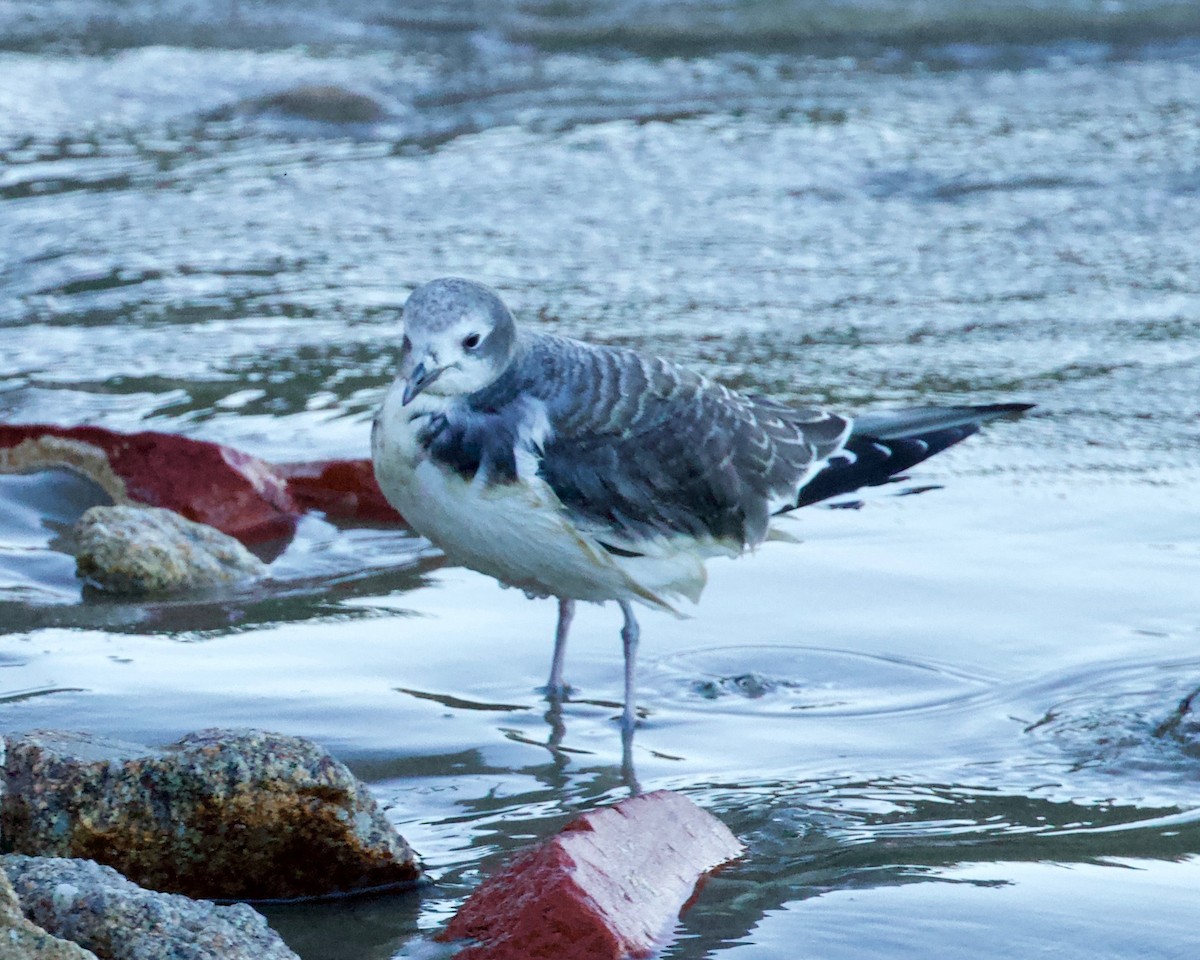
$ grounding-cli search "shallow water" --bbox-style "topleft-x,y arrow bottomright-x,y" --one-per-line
2,2 -> 1200,957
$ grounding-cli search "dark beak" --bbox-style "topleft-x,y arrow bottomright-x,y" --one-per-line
402,361 -> 441,405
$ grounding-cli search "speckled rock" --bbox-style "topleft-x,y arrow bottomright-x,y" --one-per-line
1,729 -> 421,900
0,865 -> 99,959
72,505 -> 267,594
2,856 -> 298,960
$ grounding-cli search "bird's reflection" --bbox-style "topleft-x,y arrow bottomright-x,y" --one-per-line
400,682 -> 649,792
542,689 -> 643,793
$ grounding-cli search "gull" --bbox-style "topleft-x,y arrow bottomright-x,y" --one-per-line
372,278 -> 1031,732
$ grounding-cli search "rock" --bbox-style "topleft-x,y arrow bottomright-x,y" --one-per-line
1,729 -> 421,901
0,865 -> 99,960
72,505 -> 268,594
0,425 -> 298,545
0,425 -> 407,546
439,790 -> 744,960
2,855 -> 298,960
247,85 -> 387,123
1154,684 -> 1200,753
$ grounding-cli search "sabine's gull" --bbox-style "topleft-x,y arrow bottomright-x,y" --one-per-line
372,278 -> 1032,732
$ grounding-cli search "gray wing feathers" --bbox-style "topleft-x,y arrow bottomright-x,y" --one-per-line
515,335 -> 850,548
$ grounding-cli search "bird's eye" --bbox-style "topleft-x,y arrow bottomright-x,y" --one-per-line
462,333 -> 482,350
400,335 -> 412,354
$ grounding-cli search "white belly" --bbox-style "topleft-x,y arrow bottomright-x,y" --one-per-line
372,381 -> 707,609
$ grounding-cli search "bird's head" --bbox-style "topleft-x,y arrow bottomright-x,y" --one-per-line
397,277 -> 518,405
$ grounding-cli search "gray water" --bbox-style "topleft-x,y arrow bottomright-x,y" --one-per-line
2,2 -> 1200,956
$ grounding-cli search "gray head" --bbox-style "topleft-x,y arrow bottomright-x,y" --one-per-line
398,278 -> 518,405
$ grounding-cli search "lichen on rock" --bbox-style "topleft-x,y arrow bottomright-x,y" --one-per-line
71,505 -> 267,594
2,855 -> 299,960
1,729 -> 421,901
0,864 -> 99,960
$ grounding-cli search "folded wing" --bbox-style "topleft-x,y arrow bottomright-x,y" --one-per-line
526,337 -> 850,551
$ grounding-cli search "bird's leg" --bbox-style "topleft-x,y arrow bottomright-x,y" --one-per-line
545,597 -> 575,699
618,601 -> 640,733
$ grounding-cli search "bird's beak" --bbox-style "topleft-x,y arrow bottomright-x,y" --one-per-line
401,360 -> 442,406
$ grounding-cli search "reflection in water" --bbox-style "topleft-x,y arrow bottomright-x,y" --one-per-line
395,688 -> 530,713
260,884 -> 426,960
0,684 -> 87,705
311,746 -> 1200,960
681,786 -> 1200,958
0,473 -> 442,634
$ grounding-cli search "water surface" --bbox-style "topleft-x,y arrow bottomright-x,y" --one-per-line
2,2 -> 1199,957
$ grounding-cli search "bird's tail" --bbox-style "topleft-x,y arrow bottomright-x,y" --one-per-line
792,403 -> 1033,509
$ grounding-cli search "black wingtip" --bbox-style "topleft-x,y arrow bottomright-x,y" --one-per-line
976,402 -> 1036,417
789,401 -> 1034,511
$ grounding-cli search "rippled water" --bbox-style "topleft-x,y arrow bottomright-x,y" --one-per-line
2,2 -> 1199,957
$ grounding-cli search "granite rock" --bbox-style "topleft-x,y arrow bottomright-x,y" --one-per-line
72,505 -> 267,594
0,864 -> 99,960
2,855 -> 298,960
1,729 -> 421,900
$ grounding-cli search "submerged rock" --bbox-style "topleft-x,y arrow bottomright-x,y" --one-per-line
0,864 -> 99,960
72,505 -> 267,594
1154,685 -> 1200,758
233,85 -> 387,123
2,855 -> 298,960
1,729 -> 421,901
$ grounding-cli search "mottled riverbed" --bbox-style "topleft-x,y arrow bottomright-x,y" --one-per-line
2,2 -> 1199,957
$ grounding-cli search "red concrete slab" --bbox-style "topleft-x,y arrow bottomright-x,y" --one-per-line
440,790 -> 744,960
276,458 -> 403,524
0,425 -> 410,544
0,424 -> 298,544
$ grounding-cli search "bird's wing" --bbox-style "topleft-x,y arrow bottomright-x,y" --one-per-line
516,336 -> 850,551
792,402 -> 1035,508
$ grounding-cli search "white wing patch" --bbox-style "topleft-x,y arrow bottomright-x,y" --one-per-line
512,397 -> 554,483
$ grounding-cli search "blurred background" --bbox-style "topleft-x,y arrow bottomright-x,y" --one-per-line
2,2 -> 1199,957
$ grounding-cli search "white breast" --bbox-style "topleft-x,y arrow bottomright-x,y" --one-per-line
371,379 -> 715,611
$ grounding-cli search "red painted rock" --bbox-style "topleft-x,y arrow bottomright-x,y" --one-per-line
440,790 -> 744,960
276,458 -> 403,524
0,425 -> 297,544
0,424 -> 404,546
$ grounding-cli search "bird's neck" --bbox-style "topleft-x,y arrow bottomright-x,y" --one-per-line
461,336 -> 537,412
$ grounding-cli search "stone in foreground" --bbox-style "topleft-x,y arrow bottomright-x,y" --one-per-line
72,505 -> 268,594
1,729 -> 421,901
440,790 -> 743,960
0,864 -> 99,960
2,856 -> 298,960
